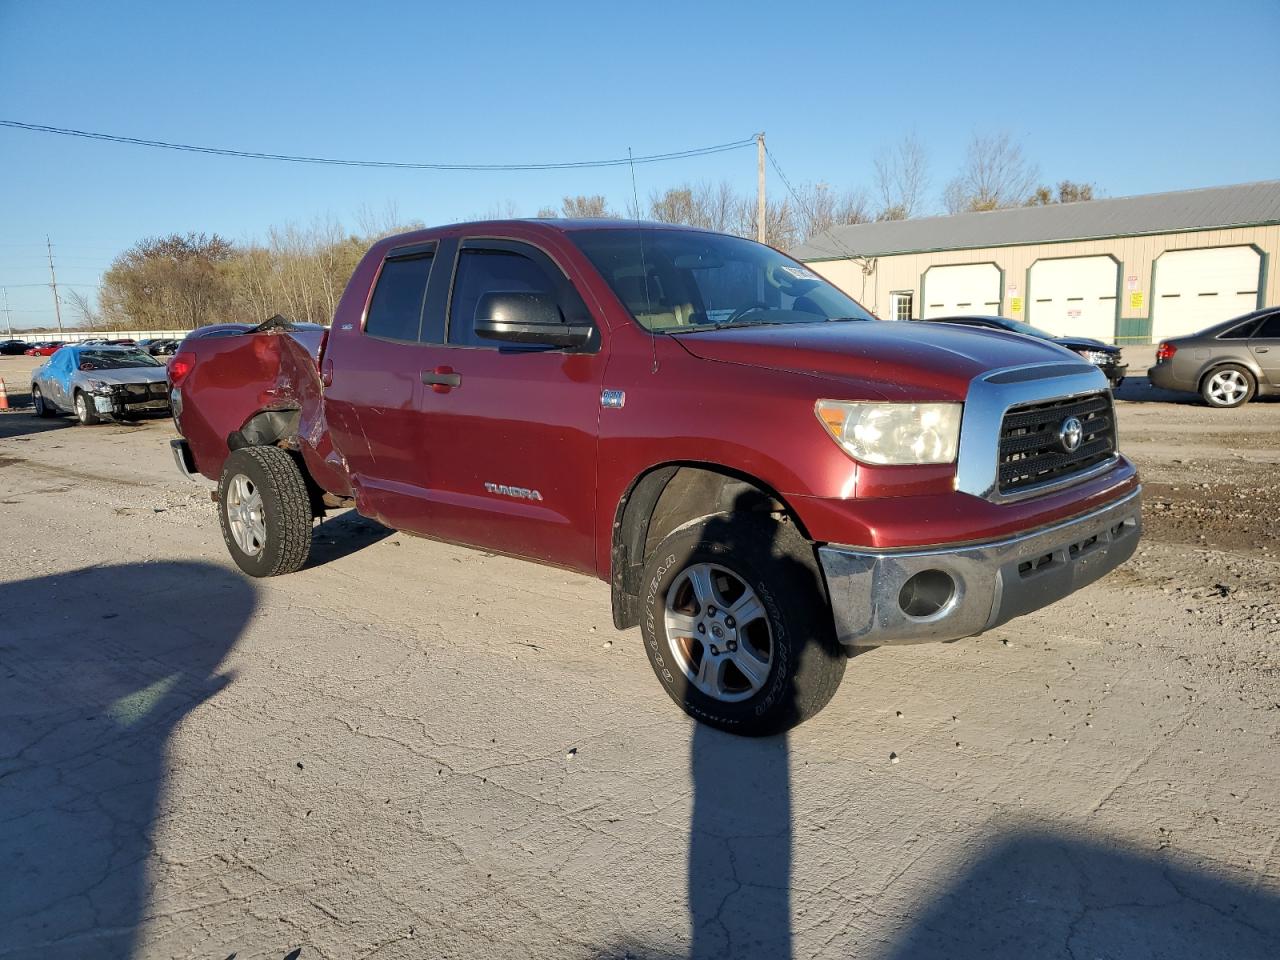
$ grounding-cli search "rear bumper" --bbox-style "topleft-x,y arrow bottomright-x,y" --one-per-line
1147,363 -> 1189,391
818,488 -> 1142,649
170,439 -> 198,480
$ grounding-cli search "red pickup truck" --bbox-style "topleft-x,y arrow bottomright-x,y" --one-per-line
170,220 -> 1141,735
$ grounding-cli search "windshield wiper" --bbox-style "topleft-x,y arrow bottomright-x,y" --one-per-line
669,318 -> 788,334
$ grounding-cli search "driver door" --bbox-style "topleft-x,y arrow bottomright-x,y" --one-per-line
406,238 -> 607,574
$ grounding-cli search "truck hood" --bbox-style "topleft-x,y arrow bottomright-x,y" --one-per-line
672,321 -> 1081,401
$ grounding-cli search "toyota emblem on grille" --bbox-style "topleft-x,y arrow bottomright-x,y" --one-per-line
1058,415 -> 1084,453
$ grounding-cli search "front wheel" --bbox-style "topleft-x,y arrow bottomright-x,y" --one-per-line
1201,364 -> 1255,408
217,446 -> 313,577
73,390 -> 100,425
639,514 -> 846,736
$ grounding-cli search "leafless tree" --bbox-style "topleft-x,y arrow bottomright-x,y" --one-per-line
1026,180 -> 1097,205
944,131 -> 1040,213
560,195 -> 613,218
794,182 -> 871,241
873,133 -> 930,220
65,289 -> 101,327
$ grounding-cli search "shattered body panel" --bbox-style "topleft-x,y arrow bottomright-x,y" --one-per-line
175,327 -> 349,495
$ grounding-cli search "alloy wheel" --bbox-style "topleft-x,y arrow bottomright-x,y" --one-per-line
1207,369 -> 1248,406
225,473 -> 267,556
664,562 -> 773,703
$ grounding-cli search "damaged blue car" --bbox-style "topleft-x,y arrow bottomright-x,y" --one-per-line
31,344 -> 171,425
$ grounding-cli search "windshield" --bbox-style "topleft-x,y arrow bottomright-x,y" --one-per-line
569,229 -> 876,332
78,349 -> 162,370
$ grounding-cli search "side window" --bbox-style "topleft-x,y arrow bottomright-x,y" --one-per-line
448,247 -> 561,347
1219,319 -> 1258,339
1253,314 -> 1280,338
365,253 -> 433,341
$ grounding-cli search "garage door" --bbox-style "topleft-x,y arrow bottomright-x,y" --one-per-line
1152,246 -> 1261,342
922,264 -> 1001,318
1027,256 -> 1118,342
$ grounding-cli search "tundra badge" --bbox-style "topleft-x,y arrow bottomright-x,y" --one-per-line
485,482 -> 544,502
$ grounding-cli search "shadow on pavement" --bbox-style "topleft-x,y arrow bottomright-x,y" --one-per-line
0,410 -> 74,440
0,561 -> 256,960
883,829 -> 1280,959
305,509 -> 394,569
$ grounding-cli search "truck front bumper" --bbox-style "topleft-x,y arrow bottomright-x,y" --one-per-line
818,488 -> 1141,649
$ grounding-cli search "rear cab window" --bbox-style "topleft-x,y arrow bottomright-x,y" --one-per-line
364,244 -> 435,341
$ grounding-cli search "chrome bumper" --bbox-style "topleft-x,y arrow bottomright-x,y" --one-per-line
818,489 -> 1142,649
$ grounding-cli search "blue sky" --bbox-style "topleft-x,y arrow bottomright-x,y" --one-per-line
2,0 -> 1277,330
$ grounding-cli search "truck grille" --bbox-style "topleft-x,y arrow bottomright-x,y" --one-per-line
998,392 -> 1115,494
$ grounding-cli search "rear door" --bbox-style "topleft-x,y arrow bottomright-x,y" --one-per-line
1248,312 -> 1280,386
320,240 -> 439,525
406,237 -> 606,573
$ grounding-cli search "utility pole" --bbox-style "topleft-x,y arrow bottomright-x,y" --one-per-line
756,132 -> 767,244
2,287 -> 12,337
46,236 -> 65,338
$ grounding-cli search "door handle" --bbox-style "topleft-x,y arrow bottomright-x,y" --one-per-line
422,366 -> 461,392
1256,347 -> 1270,354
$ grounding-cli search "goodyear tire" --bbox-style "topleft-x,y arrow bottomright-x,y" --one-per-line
639,514 -> 846,736
217,446 -> 313,577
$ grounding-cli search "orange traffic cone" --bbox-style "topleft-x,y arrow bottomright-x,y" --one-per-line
0,379 -> 8,411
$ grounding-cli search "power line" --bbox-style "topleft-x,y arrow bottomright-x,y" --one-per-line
765,144 -> 870,266
0,281 -> 100,288
0,120 -> 757,172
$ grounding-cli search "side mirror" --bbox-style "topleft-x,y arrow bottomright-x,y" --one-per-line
473,291 -> 592,348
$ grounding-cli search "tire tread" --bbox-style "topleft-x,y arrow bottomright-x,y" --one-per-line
218,445 -> 312,577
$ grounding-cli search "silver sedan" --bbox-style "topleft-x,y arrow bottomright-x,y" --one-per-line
1148,308 -> 1280,408
31,344 -> 171,425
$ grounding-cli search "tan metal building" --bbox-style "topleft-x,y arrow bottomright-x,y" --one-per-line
792,180 -> 1280,344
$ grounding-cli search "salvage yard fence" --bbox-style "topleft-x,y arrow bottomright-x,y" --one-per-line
5,330 -> 192,344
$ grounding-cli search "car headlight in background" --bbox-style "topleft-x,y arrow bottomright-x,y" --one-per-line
1075,349 -> 1112,366
815,401 -> 962,465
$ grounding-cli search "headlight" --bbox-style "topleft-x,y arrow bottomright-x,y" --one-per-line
1079,349 -> 1111,365
85,379 -> 112,394
815,401 -> 962,465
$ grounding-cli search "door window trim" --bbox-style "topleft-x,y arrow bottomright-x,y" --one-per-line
441,236 -> 599,352
360,240 -> 439,344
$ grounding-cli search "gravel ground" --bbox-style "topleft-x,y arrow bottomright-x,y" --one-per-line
1,352 -> 1278,960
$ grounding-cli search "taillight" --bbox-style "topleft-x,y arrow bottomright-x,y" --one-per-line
1155,342 -> 1177,363
167,351 -> 196,387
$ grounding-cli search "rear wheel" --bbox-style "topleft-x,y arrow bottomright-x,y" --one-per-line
74,390 -> 100,425
32,384 -> 55,417
217,446 -> 313,577
1201,364 -> 1255,408
639,514 -> 846,736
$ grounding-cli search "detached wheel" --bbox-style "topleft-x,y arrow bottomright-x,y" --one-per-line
73,390 -> 100,425
639,514 -> 846,736
1201,364 -> 1255,408
32,384 -> 55,417
217,446 -> 313,577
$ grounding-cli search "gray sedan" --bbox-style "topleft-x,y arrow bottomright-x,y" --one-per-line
31,344 -> 171,425
1148,308 -> 1280,407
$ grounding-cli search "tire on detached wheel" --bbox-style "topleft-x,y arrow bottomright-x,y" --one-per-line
639,513 -> 846,736
217,445 -> 313,577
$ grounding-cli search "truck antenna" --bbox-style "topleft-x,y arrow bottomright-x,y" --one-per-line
629,147 -> 659,374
